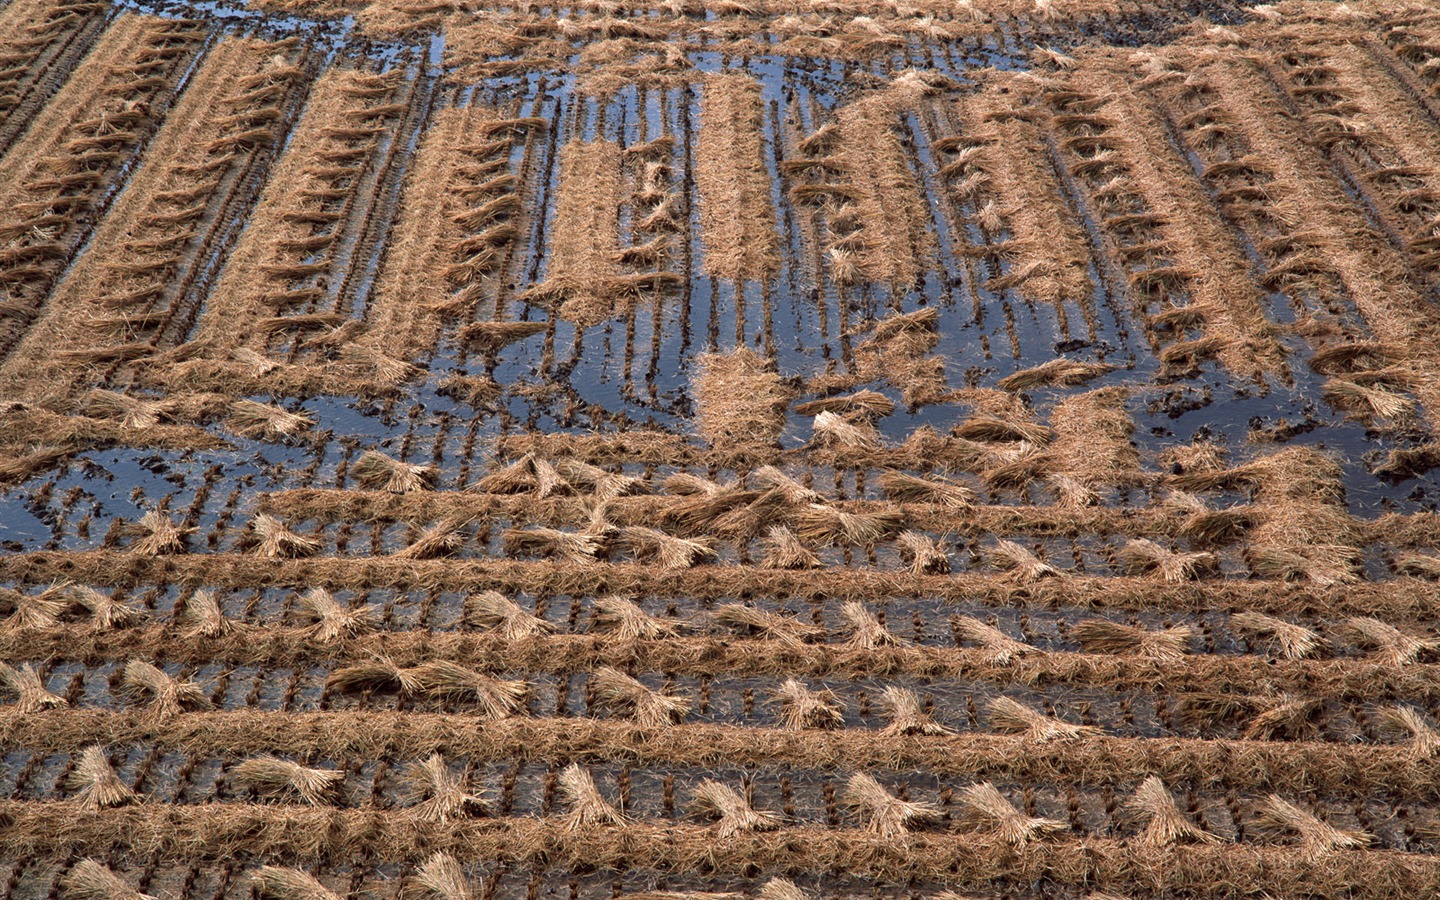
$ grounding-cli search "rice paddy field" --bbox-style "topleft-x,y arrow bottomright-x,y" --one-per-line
6,0 -> 1440,895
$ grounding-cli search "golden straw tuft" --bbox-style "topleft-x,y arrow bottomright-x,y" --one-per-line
464,591 -> 554,638
592,667 -> 689,728
66,745 -> 136,810
399,753 -> 488,823
956,781 -> 1065,846
842,772 -> 939,838
1071,620 -> 1193,660
558,763 -> 627,828
1124,776 -> 1218,846
231,755 -> 343,805
690,779 -> 783,837
121,660 -> 211,718
772,678 -> 844,730
987,696 -> 1099,742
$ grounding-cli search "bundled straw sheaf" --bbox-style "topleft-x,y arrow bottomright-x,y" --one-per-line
715,604 -> 824,648
296,588 -> 371,642
558,763 -> 627,828
758,526 -> 821,570
1340,616 -> 1439,666
878,686 -> 952,736
393,516 -> 471,560
691,779 -> 783,837
840,601 -> 904,649
1255,795 -> 1373,857
177,589 -> 236,637
231,755 -> 343,805
246,513 -> 321,559
988,539 -> 1061,582
253,867 -> 343,900
953,617 -> 1034,665
794,504 -> 902,546
592,667 -> 689,728
410,661 -> 527,718
0,662 -> 67,712
65,745 -> 136,810
121,660 -> 211,717
896,531 -> 951,575
615,526 -> 716,568
987,696 -> 1100,742
772,678 -> 844,730
1376,706 -> 1440,757
351,450 -> 437,493
406,853 -> 474,900
0,585 -> 65,631
956,781 -> 1065,846
996,358 -> 1118,392
812,410 -> 882,451
878,470 -> 974,507
503,526 -> 601,563
124,510 -> 189,555
842,772 -> 939,838
62,860 -> 154,900
1124,776 -> 1219,846
325,655 -> 424,695
399,753 -> 488,823
1230,611 -> 1323,659
464,591 -> 554,638
593,596 -> 680,639
229,399 -> 314,440
1116,539 -> 1216,583
473,453 -> 568,497
63,585 -> 146,630
1070,620 -> 1193,661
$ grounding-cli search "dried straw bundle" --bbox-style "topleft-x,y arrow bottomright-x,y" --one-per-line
0,662 -> 66,712
296,588 -> 371,642
953,617 -> 1032,665
1377,706 -> 1440,756
503,526 -> 601,563
125,510 -> 189,555
1115,539 -> 1216,583
772,679 -> 844,730
987,697 -> 1099,742
878,471 -> 973,508
715,604 -> 823,647
325,655 -> 424,694
1396,554 -> 1440,579
458,321 -> 546,356
351,450 -> 437,493
338,343 -> 422,386
691,779 -> 782,837
878,686 -> 952,736
1164,491 -> 1254,545
65,746 -> 136,809
953,416 -> 1052,445
839,600 -> 904,649
592,667 -> 689,728
1323,378 -> 1415,421
615,526 -> 716,568
411,661 -> 527,718
252,868 -> 342,900
555,458 -> 645,500
758,526 -> 821,570
956,782 -> 1065,846
406,853 -> 473,900
472,453 -> 568,497
793,390 -> 895,419
1340,616 -> 1439,666
229,399 -> 313,440
996,358 -> 1117,391
593,596 -> 679,639
393,517 -> 470,560
896,531 -> 950,574
122,660 -> 210,718
176,589 -> 235,637
1242,694 -> 1322,740
246,513 -> 320,559
751,465 -> 821,504
1255,795 -> 1372,856
842,772 -> 939,838
231,755 -> 342,805
558,763 -> 627,828
464,591 -> 554,638
63,585 -> 146,630
1124,776 -> 1218,846
62,860 -> 153,900
1070,620 -> 1193,660
0,585 -> 65,630
795,504 -> 902,546
400,753 -> 487,822
1229,611 -> 1323,659
81,389 -> 175,430
692,348 -> 790,447
812,410 -> 882,450
988,540 -> 1060,582
1247,544 -> 1359,586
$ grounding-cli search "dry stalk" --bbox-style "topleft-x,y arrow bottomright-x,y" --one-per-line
62,860 -> 153,900
1242,694 -> 1322,741
555,458 -> 645,500
80,389 -> 175,429
463,591 -> 554,638
473,453 -> 568,497
229,399 -> 313,440
231,755 -> 343,805
406,853 -> 473,900
325,655 -> 423,694
715,604 -> 823,648
690,779 -> 783,837
842,772 -> 939,838
558,763 -> 627,828
592,666 -> 689,728
1164,491 -> 1254,545
0,585 -> 65,630
1255,795 -> 1372,856
503,526 -> 601,563
751,465 -> 821,504
956,781 -> 1065,846
1124,776 -> 1218,846
176,589 -> 235,637
1341,617 -> 1439,666
615,526 -> 716,568
410,661 -> 527,718
996,358 -> 1117,391
121,659 -> 210,717
351,450 -> 437,493
878,471 -> 973,507
399,753 -> 487,823
296,588 -> 371,642
795,504 -> 902,546
0,662 -> 67,712
458,321 -> 546,356
125,510 -> 189,555
1376,706 -> 1440,757
839,600 -> 904,649
253,868 -> 342,900
1230,611 -> 1323,659
63,585 -> 146,630
1396,554 -> 1440,579
896,531 -> 950,575
987,696 -> 1099,742
953,617 -> 1033,665
393,517 -> 470,560
1071,620 -> 1193,660
878,686 -> 952,736
757,526 -> 821,570
1116,539 -> 1216,583
246,513 -> 321,559
793,390 -> 895,419
812,410 -> 882,450
592,596 -> 680,639
988,539 -> 1061,582
65,745 -> 136,809
771,678 -> 844,730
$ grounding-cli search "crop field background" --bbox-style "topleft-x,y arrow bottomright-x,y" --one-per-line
4,0 -> 1440,895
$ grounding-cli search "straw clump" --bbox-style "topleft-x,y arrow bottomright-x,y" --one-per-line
503,526 -> 601,563
351,450 -> 437,493
559,763 -> 627,828
252,868 -> 342,900
410,661 -> 527,718
407,854 -> 474,900
246,513 -> 321,558
62,861 -> 154,900
843,772 -> 939,838
66,745 -> 136,810
177,589 -> 236,637
988,539 -> 1061,582
693,348 -> 791,448
691,779 -> 783,837
1071,620 -> 1193,660
229,399 -> 313,440
1376,706 -> 1440,757
1124,776 -> 1219,846
125,510 -> 189,555
0,586 -> 65,631
988,696 -> 1100,741
0,662 -> 67,712
997,358 -> 1118,392
772,678 -> 844,730
878,685 -> 952,736
878,470 -> 974,508
953,617 -> 1034,665
231,755 -> 343,805
592,666 -> 690,727
1255,795 -> 1373,857
1230,611 -> 1323,659
1116,539 -> 1217,582
615,526 -> 716,568
715,604 -> 824,648
1340,617 -> 1439,666
63,585 -> 147,630
399,753 -> 488,823
758,526 -> 822,570
121,660 -> 211,718
840,600 -> 905,649
296,588 -> 372,641
896,530 -> 951,574
464,591 -> 554,638
956,781 -> 1065,846
593,595 -> 680,639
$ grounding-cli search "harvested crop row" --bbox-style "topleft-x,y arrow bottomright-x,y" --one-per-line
4,552 -> 1438,620
1057,55 -> 1286,382
3,708 -> 1433,799
950,79 -> 1094,321
0,13 -> 205,359
2,803 -> 1434,896
0,37 -> 305,405
696,72 -> 778,285
366,104 -> 526,361
190,66 -> 406,366
7,623 -> 1440,703
0,0 -> 108,151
